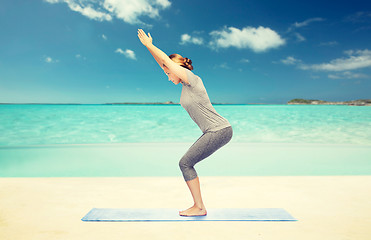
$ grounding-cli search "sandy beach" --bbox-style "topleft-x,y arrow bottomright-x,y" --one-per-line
0,176 -> 370,240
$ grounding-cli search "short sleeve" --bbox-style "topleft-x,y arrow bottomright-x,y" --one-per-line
184,68 -> 199,87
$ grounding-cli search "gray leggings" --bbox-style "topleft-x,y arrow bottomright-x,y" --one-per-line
179,126 -> 233,181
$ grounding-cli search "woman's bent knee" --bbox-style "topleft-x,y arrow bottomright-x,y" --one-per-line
179,157 -> 197,181
179,156 -> 189,170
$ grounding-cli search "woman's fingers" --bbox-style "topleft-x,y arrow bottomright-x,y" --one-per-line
138,29 -> 145,36
137,29 -> 152,46
138,29 -> 149,37
138,29 -> 146,40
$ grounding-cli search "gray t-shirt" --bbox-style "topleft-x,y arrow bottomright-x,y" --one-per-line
180,68 -> 231,133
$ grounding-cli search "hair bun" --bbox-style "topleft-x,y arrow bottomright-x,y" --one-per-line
168,54 -> 194,70
184,57 -> 192,66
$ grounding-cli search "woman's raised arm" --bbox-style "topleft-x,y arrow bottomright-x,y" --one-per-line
137,29 -> 189,84
137,30 -> 164,69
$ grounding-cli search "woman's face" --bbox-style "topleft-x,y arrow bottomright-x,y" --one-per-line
163,66 -> 182,85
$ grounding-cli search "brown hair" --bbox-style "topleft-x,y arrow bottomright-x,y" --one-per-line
168,53 -> 194,71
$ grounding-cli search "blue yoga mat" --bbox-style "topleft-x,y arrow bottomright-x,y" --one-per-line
81,208 -> 297,222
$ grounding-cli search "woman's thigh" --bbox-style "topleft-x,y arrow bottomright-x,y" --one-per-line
181,127 -> 233,165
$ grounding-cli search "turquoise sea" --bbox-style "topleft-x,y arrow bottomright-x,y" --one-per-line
1,104 -> 371,145
0,104 -> 370,177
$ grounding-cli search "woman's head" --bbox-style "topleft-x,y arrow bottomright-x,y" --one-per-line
168,54 -> 194,71
163,53 -> 193,85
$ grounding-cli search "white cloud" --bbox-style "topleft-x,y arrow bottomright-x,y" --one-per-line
319,41 -> 338,46
343,50 -> 354,55
240,58 -> 249,63
294,17 -> 325,27
102,34 -> 107,40
299,49 -> 371,71
44,56 -> 58,63
328,71 -> 368,79
345,11 -> 371,23
289,17 -> 325,31
209,26 -> 285,52
45,0 -> 112,21
155,0 -> 171,8
180,34 -> 203,45
286,17 -> 325,36
279,50 -> 371,79
45,57 -> 53,63
75,54 -> 86,60
281,56 -> 301,65
45,0 -> 171,25
285,17 -> 324,43
115,48 -> 124,54
213,63 -> 230,69
295,33 -> 306,42
103,0 -> 170,25
115,48 -> 136,60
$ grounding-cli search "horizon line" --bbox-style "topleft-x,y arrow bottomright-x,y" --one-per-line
1,98 -> 369,105
0,102 -> 279,105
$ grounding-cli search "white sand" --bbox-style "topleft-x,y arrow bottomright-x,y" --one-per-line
0,176 -> 370,240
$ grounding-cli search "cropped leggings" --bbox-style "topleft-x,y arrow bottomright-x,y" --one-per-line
179,126 -> 233,181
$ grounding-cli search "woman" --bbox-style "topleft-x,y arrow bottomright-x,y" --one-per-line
137,29 -> 233,217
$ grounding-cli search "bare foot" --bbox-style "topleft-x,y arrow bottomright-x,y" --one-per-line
179,205 -> 207,216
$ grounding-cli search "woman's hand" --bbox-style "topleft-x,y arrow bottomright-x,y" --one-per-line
137,29 -> 152,47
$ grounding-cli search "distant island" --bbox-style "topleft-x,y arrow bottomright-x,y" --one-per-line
1,99 -> 370,105
288,98 -> 371,106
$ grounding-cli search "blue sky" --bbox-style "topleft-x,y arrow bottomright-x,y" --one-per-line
0,0 -> 370,104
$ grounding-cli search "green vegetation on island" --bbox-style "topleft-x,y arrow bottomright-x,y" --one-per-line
2,99 -> 370,105
288,98 -> 371,106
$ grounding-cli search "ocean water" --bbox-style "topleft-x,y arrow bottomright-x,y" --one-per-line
1,104 -> 370,177
0,104 -> 371,146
